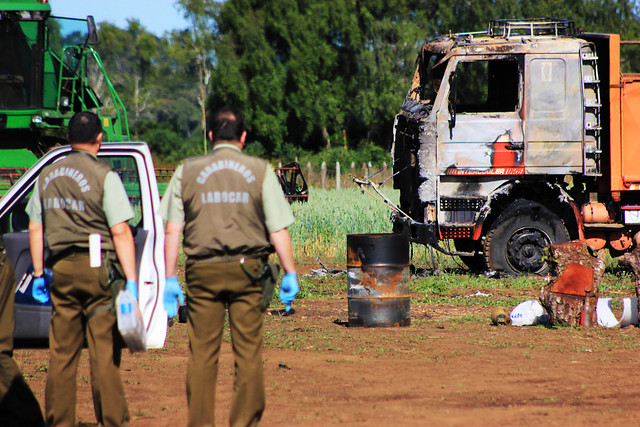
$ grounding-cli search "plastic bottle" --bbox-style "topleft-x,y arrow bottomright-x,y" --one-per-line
116,289 -> 147,353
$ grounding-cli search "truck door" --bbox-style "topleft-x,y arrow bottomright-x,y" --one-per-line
436,56 -> 524,175
0,143 -> 167,349
524,55 -> 584,173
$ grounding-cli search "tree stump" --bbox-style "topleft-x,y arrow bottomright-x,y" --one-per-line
539,241 -> 606,326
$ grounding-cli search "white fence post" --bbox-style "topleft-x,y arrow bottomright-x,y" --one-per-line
350,161 -> 355,187
321,161 -> 327,189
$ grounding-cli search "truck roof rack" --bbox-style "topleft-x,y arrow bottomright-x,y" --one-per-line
489,19 -> 576,38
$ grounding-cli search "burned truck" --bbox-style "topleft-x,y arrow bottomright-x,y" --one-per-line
392,19 -> 640,275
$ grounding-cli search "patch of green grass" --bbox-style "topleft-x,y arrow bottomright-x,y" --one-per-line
418,295 -> 528,307
413,272 -> 542,294
450,315 -> 484,323
295,275 -> 345,299
488,340 -> 513,349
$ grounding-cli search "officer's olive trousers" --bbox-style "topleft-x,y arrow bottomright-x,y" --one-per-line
186,258 -> 265,427
46,254 -> 128,427
0,250 -> 44,426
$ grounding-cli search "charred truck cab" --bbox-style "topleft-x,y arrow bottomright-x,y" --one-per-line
393,19 -> 640,275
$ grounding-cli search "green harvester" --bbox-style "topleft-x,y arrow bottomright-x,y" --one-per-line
0,0 -> 129,193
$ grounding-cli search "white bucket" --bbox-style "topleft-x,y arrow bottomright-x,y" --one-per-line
596,297 -> 638,328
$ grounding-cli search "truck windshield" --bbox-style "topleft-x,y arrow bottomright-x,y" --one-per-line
0,16 -> 37,109
48,17 -> 90,56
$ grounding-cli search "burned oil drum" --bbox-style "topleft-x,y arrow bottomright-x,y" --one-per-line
347,233 -> 410,327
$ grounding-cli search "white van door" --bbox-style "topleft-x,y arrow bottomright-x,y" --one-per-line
0,142 -> 167,349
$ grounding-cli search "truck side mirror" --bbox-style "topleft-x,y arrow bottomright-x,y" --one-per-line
86,15 -> 99,45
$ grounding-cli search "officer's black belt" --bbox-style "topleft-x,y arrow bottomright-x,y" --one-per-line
186,253 -> 270,264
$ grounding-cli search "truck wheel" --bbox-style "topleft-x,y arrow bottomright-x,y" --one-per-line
454,239 -> 487,272
483,200 -> 569,275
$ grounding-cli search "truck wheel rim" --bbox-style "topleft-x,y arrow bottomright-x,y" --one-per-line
505,227 -> 550,273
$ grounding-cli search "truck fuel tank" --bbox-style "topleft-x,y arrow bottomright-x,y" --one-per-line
581,202 -> 613,223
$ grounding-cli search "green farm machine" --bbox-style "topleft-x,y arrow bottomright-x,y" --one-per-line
0,0 -> 128,192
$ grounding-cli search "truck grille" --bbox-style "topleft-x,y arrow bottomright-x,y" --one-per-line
441,198 -> 484,225
440,198 -> 484,211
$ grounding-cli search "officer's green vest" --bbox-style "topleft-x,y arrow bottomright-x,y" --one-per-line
39,151 -> 114,257
181,146 -> 273,263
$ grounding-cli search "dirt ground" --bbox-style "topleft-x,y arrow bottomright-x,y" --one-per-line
14,266 -> 640,426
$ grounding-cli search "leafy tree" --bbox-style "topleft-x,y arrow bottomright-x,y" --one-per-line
95,20 -> 159,134
209,0 -> 423,156
177,0 -> 217,154
96,19 -> 203,149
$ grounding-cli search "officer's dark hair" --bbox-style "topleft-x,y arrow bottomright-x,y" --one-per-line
209,107 -> 246,142
68,111 -> 103,144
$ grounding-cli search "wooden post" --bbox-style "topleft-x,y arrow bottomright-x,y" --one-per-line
336,161 -> 341,190
381,162 -> 387,187
321,161 -> 327,189
362,162 -> 368,179
278,161 -> 282,168
307,162 -> 312,186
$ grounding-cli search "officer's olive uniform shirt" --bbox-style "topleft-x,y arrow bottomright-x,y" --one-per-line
160,144 -> 294,260
26,151 -> 134,254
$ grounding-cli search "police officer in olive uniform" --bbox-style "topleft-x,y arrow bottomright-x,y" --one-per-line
26,111 -> 138,427
0,243 -> 44,426
161,107 -> 299,427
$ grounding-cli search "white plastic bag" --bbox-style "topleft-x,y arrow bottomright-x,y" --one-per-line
116,289 -> 147,353
510,300 -> 549,326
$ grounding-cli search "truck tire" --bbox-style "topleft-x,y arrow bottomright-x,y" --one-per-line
454,239 -> 487,272
483,200 -> 569,275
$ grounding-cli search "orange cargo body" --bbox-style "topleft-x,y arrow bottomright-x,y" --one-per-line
613,36 -> 640,191
620,72 -> 640,190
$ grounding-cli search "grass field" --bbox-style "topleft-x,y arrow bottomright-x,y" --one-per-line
289,187 -> 397,263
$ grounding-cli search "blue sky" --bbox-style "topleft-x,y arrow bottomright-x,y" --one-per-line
50,0 -> 191,36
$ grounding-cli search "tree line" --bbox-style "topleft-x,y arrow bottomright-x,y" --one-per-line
92,0 -> 640,165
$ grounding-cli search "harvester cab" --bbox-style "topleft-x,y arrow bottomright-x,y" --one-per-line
0,0 -> 128,169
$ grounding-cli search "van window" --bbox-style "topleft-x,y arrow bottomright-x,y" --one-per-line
100,155 -> 143,227
0,154 -> 143,235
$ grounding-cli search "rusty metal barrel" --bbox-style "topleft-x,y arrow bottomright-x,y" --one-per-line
347,233 -> 410,327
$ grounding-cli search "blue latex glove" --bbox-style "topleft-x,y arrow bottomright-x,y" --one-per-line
126,280 -> 138,301
164,276 -> 184,318
43,268 -> 53,284
279,273 -> 299,312
32,275 -> 49,304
